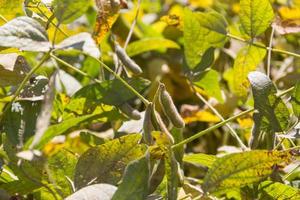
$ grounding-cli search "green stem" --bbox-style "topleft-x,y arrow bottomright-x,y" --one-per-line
171,85 -> 295,149
171,108 -> 254,150
51,53 -> 150,106
227,33 -> 300,59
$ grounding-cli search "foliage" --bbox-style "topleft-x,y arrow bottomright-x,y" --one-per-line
0,0 -> 300,199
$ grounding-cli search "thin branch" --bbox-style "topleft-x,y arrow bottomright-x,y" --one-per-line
188,79 -> 247,150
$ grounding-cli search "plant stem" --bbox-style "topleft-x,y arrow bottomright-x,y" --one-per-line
188,79 -> 247,150
171,108 -> 254,150
0,14 -> 8,23
227,33 -> 300,59
51,53 -> 150,106
171,85 -> 295,149
267,27 -> 275,77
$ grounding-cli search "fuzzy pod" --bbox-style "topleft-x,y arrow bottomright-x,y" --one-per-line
120,103 -> 141,120
154,111 -> 174,144
159,84 -> 185,128
143,104 -> 154,145
115,44 -> 143,75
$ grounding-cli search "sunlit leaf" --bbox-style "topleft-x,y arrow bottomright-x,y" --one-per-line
183,8 -> 227,69
74,134 -> 147,189
65,184 -> 117,200
193,69 -> 224,103
0,0 -> 23,22
183,153 -> 216,168
0,17 -> 50,52
126,38 -> 180,57
52,0 -> 92,24
203,150 -> 294,193
239,0 -> 274,38
259,181 -> 300,199
112,155 -> 150,200
232,45 -> 266,97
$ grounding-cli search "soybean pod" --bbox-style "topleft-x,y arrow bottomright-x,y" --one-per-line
120,103 -> 141,120
143,104 -> 154,145
115,44 -> 143,75
159,84 -> 185,128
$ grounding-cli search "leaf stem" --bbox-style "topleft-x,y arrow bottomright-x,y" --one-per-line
171,109 -> 254,150
227,33 -> 300,59
189,80 -> 247,150
267,26 -> 275,77
50,53 -> 150,106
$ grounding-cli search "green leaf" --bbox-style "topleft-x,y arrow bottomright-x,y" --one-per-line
33,113 -> 101,149
47,149 -> 77,197
183,153 -> 216,168
0,17 -> 50,52
112,155 -> 150,200
0,53 -> 30,87
232,45 -> 266,97
2,101 -> 42,146
67,78 -> 150,111
292,81 -> 300,118
183,8 -> 227,69
126,38 -> 180,57
0,180 -> 40,195
65,184 -> 117,200
56,32 -> 101,58
52,0 -> 92,24
193,69 -> 224,103
239,0 -> 275,38
259,181 -> 300,200
74,134 -> 147,189
248,72 -> 290,148
202,150 -> 293,193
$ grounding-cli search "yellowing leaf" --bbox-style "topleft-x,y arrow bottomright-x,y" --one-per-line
183,110 -> 220,124
237,117 -> 253,129
93,0 -> 126,44
189,0 -> 214,8
279,6 -> 300,20
232,45 -> 266,97
0,0 -> 23,22
203,150 -> 294,193
239,0 -> 274,38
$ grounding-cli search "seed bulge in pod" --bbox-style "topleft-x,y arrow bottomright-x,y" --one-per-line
143,104 -> 154,145
120,103 -> 141,120
115,44 -> 143,75
159,84 -> 185,128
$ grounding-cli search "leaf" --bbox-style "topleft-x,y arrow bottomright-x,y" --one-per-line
239,0 -> 275,38
0,53 -> 30,87
52,0 -> 92,24
112,155 -> 150,200
56,32 -> 101,58
0,17 -> 50,52
74,134 -> 147,189
126,38 -> 180,57
67,77 -> 150,111
33,113 -> 101,149
193,69 -> 224,103
93,0 -> 126,44
248,71 -> 290,133
0,0 -> 23,21
183,110 -> 220,124
202,150 -> 294,193
65,184 -> 117,200
2,101 -> 42,146
47,149 -> 77,197
292,81 -> 300,118
183,153 -> 216,168
232,45 -> 266,97
183,8 -> 227,69
259,181 -> 300,200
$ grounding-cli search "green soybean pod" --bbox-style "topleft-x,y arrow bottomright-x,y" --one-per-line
143,104 -> 154,145
115,44 -> 143,75
159,84 -> 185,128
120,103 -> 141,120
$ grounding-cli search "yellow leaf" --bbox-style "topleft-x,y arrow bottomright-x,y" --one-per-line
189,0 -> 214,8
237,117 -> 253,129
279,7 -> 300,20
0,0 -> 23,23
183,110 -> 220,124
93,0 -> 126,44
